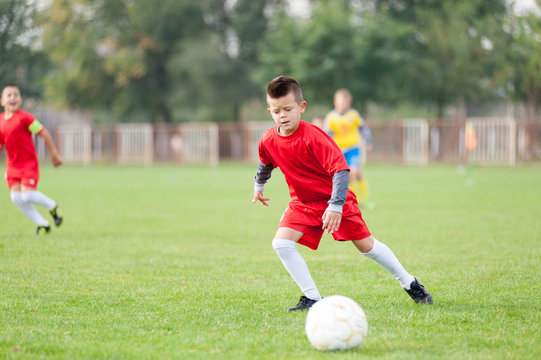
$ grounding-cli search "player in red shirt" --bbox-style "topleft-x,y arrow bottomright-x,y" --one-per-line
0,85 -> 63,234
252,76 -> 432,311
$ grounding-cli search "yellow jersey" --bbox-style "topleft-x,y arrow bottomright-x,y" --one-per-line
324,109 -> 366,150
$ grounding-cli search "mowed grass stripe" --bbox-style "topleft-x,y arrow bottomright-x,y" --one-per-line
1,164 -> 539,359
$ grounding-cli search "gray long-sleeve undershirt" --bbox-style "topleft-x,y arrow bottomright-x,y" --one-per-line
254,161 -> 350,213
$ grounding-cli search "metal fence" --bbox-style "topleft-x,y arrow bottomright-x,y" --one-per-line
369,118 -> 541,165
56,124 -> 92,166
22,118 -> 541,166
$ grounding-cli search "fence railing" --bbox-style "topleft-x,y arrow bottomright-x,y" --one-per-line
26,118 -> 541,166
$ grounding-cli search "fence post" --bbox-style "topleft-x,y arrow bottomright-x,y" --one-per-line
402,119 -> 429,165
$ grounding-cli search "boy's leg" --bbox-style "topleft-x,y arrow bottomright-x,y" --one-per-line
353,168 -> 375,209
354,236 -> 415,287
20,190 -> 56,209
272,228 -> 321,310
345,149 -> 365,202
21,188 -> 63,226
353,236 -> 433,304
358,178 -> 370,201
273,239 -> 321,300
11,191 -> 49,227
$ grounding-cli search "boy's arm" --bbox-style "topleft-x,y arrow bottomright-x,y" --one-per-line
252,161 -> 274,206
327,170 -> 349,212
38,128 -> 63,167
359,124 -> 373,150
322,169 -> 350,233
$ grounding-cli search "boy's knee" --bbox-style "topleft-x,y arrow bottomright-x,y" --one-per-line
353,236 -> 376,255
272,238 -> 296,251
20,191 -> 31,203
10,191 -> 24,206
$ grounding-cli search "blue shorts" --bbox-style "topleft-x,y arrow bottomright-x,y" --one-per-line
343,147 -> 362,169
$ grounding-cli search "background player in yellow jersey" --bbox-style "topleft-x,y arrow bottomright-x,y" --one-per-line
324,89 -> 374,209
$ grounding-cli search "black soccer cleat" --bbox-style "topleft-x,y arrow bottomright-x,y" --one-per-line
405,278 -> 433,305
49,204 -> 63,227
36,225 -> 51,235
287,295 -> 318,312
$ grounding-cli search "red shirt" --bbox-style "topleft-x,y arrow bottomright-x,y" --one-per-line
0,109 -> 42,176
258,120 -> 349,203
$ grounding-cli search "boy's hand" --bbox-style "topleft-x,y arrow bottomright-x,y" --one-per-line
322,210 -> 342,234
51,153 -> 63,167
252,191 -> 270,206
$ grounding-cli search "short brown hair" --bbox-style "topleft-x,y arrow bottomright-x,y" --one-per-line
334,88 -> 352,101
266,76 -> 303,103
2,84 -> 20,93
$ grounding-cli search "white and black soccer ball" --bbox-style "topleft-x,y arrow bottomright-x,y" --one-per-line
305,295 -> 368,351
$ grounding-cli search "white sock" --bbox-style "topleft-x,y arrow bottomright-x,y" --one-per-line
11,191 -> 49,226
272,239 -> 322,300
362,238 -> 415,289
21,190 -> 56,210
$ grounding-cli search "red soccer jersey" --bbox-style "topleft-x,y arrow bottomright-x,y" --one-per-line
258,120 -> 350,202
0,109 -> 42,177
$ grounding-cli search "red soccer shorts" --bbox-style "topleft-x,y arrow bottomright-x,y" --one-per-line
278,196 -> 371,250
5,171 -> 39,189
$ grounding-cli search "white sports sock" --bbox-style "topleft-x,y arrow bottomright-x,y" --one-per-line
362,238 -> 415,289
272,239 -> 322,300
11,191 -> 49,226
20,190 -> 56,210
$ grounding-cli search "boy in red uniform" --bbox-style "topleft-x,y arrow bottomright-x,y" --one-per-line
252,76 -> 432,311
0,85 -> 63,234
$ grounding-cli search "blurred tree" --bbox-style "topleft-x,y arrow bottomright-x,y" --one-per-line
254,3 -> 300,85
506,5 -> 541,118
256,1 -> 364,108
168,0 -> 270,122
348,10 -> 418,112
258,0 -> 511,118
40,0 -> 271,123
40,0 -> 205,123
297,1 -> 360,106
29,0 -> 538,123
0,0 -> 50,98
256,0 -> 419,114
373,0 -> 509,118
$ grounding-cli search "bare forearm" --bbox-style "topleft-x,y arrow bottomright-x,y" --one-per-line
39,129 -> 62,166
40,129 -> 58,156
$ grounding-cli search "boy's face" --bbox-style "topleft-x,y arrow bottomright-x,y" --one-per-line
334,93 -> 351,114
267,91 -> 306,136
1,86 -> 22,114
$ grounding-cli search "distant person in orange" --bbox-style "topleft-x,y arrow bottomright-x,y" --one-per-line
0,85 -> 64,234
464,120 -> 477,186
465,120 -> 477,152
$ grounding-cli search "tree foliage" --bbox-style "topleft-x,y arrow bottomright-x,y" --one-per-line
256,0 -> 513,118
2,0 -> 540,122
39,0 -> 206,123
375,0 -> 510,117
0,0 -> 50,98
506,3 -> 541,118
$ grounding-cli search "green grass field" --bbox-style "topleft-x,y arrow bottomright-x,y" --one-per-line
1,163 -> 540,359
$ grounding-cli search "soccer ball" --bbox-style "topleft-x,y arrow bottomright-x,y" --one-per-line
305,295 -> 368,351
